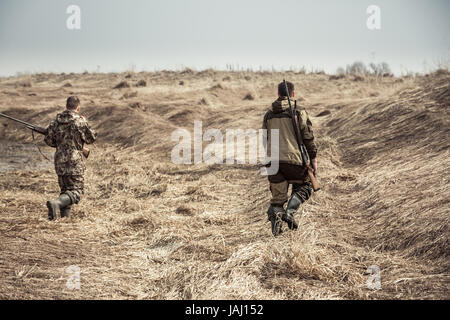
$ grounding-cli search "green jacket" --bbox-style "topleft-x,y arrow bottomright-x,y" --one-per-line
44,110 -> 96,176
262,97 -> 317,166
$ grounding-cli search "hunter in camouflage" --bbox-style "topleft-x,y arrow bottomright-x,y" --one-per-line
44,96 -> 96,220
262,81 -> 318,236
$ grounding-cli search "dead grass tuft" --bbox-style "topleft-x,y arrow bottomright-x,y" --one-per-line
176,205 -> 194,216
120,91 -> 138,100
135,80 -> 147,87
114,81 -> 130,89
329,74 -> 346,81
243,93 -> 255,100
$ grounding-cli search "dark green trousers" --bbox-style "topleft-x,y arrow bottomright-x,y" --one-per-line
58,175 -> 84,204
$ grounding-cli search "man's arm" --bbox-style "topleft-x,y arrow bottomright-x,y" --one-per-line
300,109 -> 318,173
80,119 -> 97,145
44,121 -> 57,148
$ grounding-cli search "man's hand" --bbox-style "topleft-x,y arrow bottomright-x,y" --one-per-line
311,158 -> 318,176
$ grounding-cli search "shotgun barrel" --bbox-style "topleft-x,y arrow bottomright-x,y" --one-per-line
0,112 -> 47,134
283,80 -> 320,192
0,112 -> 90,159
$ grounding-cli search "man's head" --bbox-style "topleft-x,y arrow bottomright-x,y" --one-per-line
66,96 -> 80,112
278,81 -> 294,97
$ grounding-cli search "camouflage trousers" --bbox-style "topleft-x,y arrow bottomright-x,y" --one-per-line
268,163 -> 312,206
58,175 -> 84,204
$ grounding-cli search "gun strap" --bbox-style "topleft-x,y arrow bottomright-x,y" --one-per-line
31,130 -> 51,162
293,103 -> 305,145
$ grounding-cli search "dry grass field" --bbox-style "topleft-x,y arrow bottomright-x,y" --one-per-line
0,69 -> 448,299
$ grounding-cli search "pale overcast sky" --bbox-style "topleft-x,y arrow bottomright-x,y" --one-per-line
0,0 -> 449,76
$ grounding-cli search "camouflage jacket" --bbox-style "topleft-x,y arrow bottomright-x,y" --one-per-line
262,97 -> 317,166
44,110 -> 96,176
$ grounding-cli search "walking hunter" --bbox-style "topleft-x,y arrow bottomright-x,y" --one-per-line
262,81 -> 319,236
45,96 -> 97,220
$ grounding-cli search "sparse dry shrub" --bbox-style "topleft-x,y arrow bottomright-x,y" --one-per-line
316,110 -> 331,117
120,91 -> 138,99
346,61 -> 368,76
181,67 -> 195,75
353,75 -> 365,82
369,62 -> 391,77
433,68 -> 449,77
114,81 -> 130,89
176,205 -> 193,216
243,93 -> 255,100
148,183 -> 167,196
197,69 -> 216,77
127,215 -> 153,229
129,102 -> 142,109
135,80 -> 147,87
210,83 -> 224,90
329,74 -> 345,81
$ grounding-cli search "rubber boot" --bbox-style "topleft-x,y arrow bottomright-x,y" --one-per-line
282,194 -> 300,230
46,194 -> 72,220
60,205 -> 72,218
267,205 -> 284,236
